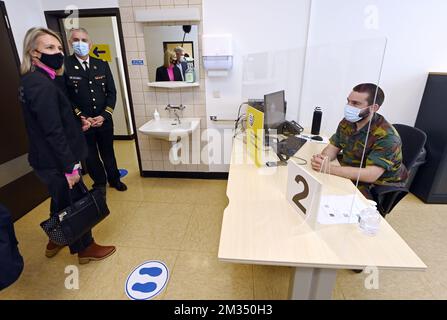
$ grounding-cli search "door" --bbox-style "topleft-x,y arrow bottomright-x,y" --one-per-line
0,1 -> 48,221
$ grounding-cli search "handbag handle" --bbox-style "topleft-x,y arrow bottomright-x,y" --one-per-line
77,174 -> 89,194
78,175 -> 102,215
67,176 -> 102,215
67,175 -> 86,205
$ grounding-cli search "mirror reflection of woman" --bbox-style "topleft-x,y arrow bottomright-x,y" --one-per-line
156,50 -> 182,81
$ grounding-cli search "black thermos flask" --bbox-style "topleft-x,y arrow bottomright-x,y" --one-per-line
311,107 -> 322,135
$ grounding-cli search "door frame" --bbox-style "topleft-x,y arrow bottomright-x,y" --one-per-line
0,1 -> 49,221
0,1 -> 20,68
45,8 -> 142,173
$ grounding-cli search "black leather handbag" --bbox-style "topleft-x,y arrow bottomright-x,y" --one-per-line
40,179 -> 109,246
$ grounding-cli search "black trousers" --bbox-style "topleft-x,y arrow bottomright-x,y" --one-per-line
34,168 -> 94,254
85,121 -> 120,188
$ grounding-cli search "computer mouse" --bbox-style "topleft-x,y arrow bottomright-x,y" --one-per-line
311,136 -> 323,141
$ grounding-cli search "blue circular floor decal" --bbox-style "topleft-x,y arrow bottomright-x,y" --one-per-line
125,261 -> 169,300
119,169 -> 128,178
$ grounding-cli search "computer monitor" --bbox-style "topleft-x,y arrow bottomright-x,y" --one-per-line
264,90 -> 286,134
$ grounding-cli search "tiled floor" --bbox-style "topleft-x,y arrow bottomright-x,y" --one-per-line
1,141 -> 446,300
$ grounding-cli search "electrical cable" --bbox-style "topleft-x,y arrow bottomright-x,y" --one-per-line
291,156 -> 308,165
235,102 -> 248,130
233,102 -> 249,138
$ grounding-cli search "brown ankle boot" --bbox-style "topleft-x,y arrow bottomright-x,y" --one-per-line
45,240 -> 65,258
78,242 -> 116,264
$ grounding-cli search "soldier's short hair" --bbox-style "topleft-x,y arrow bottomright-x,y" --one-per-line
174,46 -> 185,54
69,28 -> 90,40
353,83 -> 385,106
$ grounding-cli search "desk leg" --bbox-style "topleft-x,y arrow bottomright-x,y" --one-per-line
289,268 -> 337,300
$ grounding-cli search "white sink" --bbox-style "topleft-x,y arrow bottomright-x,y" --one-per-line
138,118 -> 201,141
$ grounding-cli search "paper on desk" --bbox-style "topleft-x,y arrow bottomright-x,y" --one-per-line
317,194 -> 370,225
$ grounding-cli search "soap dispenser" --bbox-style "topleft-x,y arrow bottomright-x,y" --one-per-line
153,108 -> 160,121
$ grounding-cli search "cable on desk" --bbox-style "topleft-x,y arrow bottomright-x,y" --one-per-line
291,156 -> 307,166
233,102 -> 249,138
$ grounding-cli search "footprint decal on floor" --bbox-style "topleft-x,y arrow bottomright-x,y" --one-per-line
140,267 -> 163,277
126,262 -> 170,300
132,282 -> 157,293
129,267 -> 163,293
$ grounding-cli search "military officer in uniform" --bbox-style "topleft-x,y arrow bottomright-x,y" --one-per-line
64,28 -> 127,194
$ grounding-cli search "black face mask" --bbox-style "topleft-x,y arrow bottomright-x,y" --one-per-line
37,51 -> 64,70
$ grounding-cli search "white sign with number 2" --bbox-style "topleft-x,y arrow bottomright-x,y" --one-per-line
286,161 -> 322,225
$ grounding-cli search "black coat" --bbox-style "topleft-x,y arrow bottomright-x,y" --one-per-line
155,65 -> 183,82
19,67 -> 88,174
64,55 -> 117,121
0,204 -> 23,290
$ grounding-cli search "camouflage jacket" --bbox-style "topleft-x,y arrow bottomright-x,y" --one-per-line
330,113 -> 408,186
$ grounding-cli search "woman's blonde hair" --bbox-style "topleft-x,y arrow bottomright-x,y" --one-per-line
163,50 -> 176,68
20,27 -> 63,75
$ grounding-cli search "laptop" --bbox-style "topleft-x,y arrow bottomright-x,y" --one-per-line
272,136 -> 307,162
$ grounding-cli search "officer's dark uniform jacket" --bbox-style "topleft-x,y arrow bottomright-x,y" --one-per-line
19,67 -> 88,174
64,55 -> 117,124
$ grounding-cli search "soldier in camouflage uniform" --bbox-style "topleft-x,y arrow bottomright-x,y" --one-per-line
311,83 -> 408,200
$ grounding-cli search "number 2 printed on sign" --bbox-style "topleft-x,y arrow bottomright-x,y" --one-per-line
292,175 -> 309,214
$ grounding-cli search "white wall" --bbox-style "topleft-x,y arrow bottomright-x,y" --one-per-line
203,0 -> 312,171
203,0 -> 311,120
40,0 -> 118,10
302,0 -> 447,134
3,0 -> 46,59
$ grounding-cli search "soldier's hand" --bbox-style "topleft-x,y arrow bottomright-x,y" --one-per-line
92,116 -> 105,127
86,117 -> 98,128
81,116 -> 91,132
311,154 -> 329,172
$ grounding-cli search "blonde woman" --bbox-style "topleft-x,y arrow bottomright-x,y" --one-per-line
155,50 -> 182,81
19,27 -> 116,264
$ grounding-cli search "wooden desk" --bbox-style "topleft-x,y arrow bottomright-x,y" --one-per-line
218,135 -> 427,300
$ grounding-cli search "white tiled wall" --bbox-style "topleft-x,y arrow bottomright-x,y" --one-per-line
119,0 -> 209,172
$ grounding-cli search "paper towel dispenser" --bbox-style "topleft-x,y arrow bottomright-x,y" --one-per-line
203,56 -> 233,70
202,34 -> 233,74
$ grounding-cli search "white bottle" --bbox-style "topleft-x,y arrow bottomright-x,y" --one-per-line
153,109 -> 160,121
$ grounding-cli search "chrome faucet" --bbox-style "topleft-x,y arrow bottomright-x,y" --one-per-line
166,104 -> 186,124
173,110 -> 181,124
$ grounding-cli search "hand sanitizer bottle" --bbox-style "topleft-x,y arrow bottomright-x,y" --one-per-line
185,58 -> 195,83
153,109 -> 160,121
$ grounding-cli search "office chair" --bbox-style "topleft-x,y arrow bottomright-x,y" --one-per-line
371,124 -> 427,217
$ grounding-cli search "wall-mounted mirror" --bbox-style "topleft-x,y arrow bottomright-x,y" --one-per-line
144,25 -> 200,86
